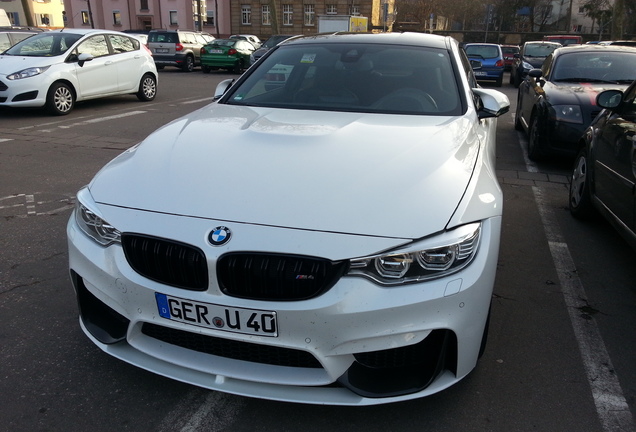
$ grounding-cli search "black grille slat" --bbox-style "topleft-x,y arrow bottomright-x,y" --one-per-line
142,322 -> 322,368
218,253 -> 348,301
122,234 -> 208,291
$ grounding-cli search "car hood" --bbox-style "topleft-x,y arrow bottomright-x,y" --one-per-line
88,104 -> 481,239
0,54 -> 61,73
543,81 -> 631,106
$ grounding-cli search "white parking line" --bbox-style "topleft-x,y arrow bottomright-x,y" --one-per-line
58,111 -> 147,128
517,130 -> 635,432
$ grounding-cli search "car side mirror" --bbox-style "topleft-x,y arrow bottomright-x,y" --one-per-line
470,60 -> 482,70
596,89 -> 623,109
473,88 -> 510,119
77,52 -> 94,67
214,78 -> 235,100
513,53 -> 520,59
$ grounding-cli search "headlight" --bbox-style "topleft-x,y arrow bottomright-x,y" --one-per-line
74,188 -> 121,246
521,61 -> 533,71
7,66 -> 51,80
348,223 -> 481,285
552,104 -> 583,124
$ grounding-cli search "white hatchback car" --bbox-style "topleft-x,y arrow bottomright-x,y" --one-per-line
67,32 -> 509,405
0,28 -> 157,115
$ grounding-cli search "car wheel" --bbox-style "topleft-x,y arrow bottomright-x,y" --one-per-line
527,114 -> 545,161
202,65 -> 211,74
182,56 -> 194,72
513,73 -> 520,88
233,59 -> 244,74
136,73 -> 157,102
509,71 -> 514,85
495,75 -> 503,87
569,148 -> 594,219
46,82 -> 74,116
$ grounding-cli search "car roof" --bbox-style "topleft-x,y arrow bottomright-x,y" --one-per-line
281,32 -> 453,50
465,42 -> 500,47
48,28 -> 132,37
524,41 -> 561,46
553,44 -> 636,54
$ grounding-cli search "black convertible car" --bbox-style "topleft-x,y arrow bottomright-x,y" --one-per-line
515,44 -> 636,160
569,82 -> 636,250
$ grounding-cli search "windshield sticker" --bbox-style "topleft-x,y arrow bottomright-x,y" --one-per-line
300,53 -> 317,63
233,94 -> 244,100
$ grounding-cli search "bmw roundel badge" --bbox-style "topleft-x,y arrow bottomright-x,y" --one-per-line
209,226 -> 232,246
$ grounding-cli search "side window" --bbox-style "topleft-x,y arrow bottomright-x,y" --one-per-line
109,35 -> 137,53
458,48 -> 478,88
77,35 -> 110,57
0,33 -> 11,51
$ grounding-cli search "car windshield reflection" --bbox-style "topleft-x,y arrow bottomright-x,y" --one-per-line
224,43 -> 462,116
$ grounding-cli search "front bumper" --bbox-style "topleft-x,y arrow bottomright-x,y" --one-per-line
0,76 -> 47,107
67,207 -> 500,405
201,57 -> 240,68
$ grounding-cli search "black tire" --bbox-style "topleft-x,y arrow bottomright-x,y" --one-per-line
569,148 -> 594,219
527,114 -> 545,161
182,55 -> 194,72
233,59 -> 244,74
509,71 -> 514,85
513,72 -> 520,88
202,65 -> 211,74
136,73 -> 157,102
495,75 -> 503,87
46,82 -> 74,115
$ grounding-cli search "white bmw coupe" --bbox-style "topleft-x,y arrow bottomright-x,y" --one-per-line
67,32 -> 509,405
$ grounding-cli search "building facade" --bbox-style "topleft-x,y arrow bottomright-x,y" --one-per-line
61,0 -> 231,36
230,1 -> 393,40
1,0 -> 65,28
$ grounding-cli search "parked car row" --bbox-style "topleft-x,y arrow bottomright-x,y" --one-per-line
507,41 -> 636,253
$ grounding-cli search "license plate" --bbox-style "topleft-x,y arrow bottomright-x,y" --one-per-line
155,48 -> 169,53
155,293 -> 278,337
474,71 -> 488,76
210,49 -> 224,54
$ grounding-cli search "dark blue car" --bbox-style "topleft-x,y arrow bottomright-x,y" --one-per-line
464,43 -> 504,87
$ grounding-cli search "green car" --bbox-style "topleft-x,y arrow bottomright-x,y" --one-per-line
201,39 -> 255,74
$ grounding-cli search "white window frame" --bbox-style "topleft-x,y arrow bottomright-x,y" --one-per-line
283,4 -> 293,25
326,4 -> 337,15
304,4 -> 315,26
262,5 -> 271,26
350,5 -> 360,16
242,5 -> 252,25
206,10 -> 215,26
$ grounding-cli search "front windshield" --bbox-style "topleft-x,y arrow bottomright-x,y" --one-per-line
223,42 -> 462,116
4,32 -> 82,57
525,43 -> 559,58
552,51 -> 636,83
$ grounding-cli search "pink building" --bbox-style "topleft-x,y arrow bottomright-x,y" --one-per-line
62,0 -> 230,36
